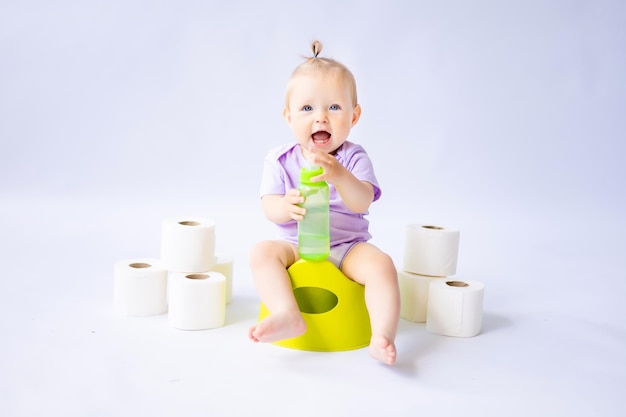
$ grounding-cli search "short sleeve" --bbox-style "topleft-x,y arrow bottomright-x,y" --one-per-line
338,143 -> 382,202
259,152 -> 286,197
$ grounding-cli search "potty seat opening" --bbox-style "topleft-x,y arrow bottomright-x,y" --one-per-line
293,286 -> 338,314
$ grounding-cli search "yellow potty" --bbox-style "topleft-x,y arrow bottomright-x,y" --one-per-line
258,259 -> 371,352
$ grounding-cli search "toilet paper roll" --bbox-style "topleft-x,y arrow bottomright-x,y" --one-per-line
398,271 -> 444,323
426,279 -> 484,337
210,253 -> 233,304
168,271 -> 226,330
113,259 -> 168,317
161,216 -> 216,272
403,224 -> 460,277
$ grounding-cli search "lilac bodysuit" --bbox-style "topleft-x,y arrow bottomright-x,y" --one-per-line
259,141 -> 381,268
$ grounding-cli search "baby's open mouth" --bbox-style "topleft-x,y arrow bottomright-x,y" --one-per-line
312,130 -> 331,145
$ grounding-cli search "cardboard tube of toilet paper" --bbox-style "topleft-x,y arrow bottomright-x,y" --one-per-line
211,253 -> 233,304
402,224 -> 460,277
426,279 -> 484,337
398,271 -> 444,323
168,271 -> 226,330
113,259 -> 168,317
161,216 -> 216,272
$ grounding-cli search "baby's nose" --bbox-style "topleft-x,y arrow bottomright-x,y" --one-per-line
315,110 -> 328,123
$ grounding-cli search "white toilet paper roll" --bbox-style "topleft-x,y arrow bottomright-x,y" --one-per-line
398,271 -> 443,323
426,279 -> 484,337
113,259 -> 168,317
161,217 -> 216,272
168,271 -> 226,330
211,253 -> 233,304
402,224 -> 460,277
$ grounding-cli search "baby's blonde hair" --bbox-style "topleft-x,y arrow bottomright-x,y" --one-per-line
285,40 -> 358,107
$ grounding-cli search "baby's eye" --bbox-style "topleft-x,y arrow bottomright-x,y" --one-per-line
302,105 -> 313,111
329,104 -> 341,110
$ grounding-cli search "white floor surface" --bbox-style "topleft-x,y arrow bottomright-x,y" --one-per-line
0,193 -> 623,417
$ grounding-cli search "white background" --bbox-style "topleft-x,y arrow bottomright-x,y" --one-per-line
1,1 -> 624,416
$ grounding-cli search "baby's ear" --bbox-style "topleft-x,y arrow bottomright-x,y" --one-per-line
283,107 -> 291,124
351,104 -> 362,126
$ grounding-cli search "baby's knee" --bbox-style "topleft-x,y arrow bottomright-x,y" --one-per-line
249,240 -> 275,267
370,250 -> 396,274
367,253 -> 398,286
249,240 -> 296,268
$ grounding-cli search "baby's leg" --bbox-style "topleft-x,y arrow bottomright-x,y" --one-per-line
248,240 -> 305,343
342,243 -> 400,365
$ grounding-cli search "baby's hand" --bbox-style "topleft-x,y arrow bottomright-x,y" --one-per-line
306,147 -> 345,184
283,189 -> 306,221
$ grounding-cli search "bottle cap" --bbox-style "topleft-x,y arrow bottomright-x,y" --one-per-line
300,166 -> 324,183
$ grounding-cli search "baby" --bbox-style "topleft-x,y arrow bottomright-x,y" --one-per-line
248,41 -> 400,365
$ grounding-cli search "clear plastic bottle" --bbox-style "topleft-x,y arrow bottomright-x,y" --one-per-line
298,165 -> 330,261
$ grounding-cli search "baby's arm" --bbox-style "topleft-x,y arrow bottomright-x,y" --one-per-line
261,190 -> 306,224
331,169 -> 374,213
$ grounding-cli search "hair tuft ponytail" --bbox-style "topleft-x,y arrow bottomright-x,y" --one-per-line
311,40 -> 322,58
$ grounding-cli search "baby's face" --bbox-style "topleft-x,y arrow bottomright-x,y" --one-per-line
284,71 -> 360,154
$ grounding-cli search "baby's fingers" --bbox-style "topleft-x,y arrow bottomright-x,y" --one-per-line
285,189 -> 304,205
284,189 -> 305,220
288,205 -> 305,221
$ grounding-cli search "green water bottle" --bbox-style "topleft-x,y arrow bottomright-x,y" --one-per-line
298,165 -> 330,261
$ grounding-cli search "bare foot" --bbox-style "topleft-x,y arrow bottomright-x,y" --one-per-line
369,335 -> 396,365
248,312 -> 306,343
